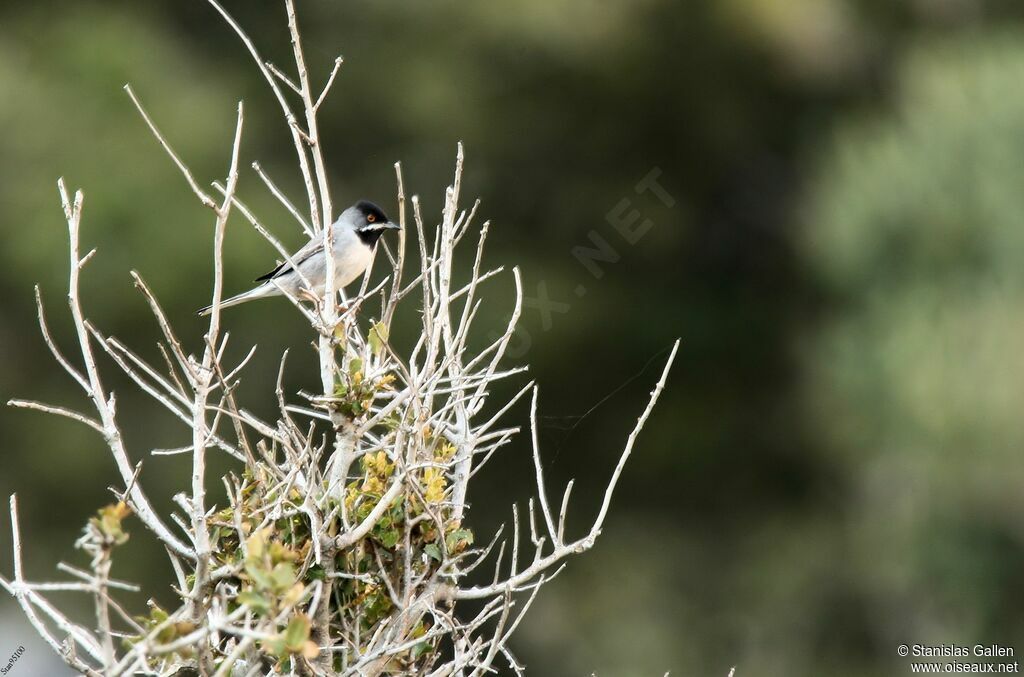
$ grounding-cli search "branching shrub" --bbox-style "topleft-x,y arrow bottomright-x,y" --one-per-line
1,3 -> 678,675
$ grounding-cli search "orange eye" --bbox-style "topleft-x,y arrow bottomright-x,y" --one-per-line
367,214 -> 376,223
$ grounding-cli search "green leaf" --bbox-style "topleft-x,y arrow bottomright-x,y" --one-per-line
237,590 -> 271,615
93,501 -> 132,545
147,604 -> 168,625
348,357 -> 363,375
270,562 -> 297,592
411,641 -> 432,659
368,321 -> 389,356
424,543 -> 442,562
246,528 -> 268,559
261,636 -> 287,658
445,528 -> 474,552
245,562 -> 274,591
362,588 -> 393,624
283,614 -> 311,652
375,527 -> 400,549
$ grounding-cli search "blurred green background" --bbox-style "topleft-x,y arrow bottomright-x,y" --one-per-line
3,0 -> 1024,675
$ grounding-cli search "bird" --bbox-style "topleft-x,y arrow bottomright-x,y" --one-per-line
198,200 -> 399,316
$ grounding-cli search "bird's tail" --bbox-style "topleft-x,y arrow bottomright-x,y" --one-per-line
196,285 -> 273,316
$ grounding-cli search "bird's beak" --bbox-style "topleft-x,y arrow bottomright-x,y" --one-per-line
384,221 -> 401,231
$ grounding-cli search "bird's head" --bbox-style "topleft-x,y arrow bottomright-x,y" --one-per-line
341,200 -> 400,246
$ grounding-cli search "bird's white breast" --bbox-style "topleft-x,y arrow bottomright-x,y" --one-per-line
333,228 -> 374,288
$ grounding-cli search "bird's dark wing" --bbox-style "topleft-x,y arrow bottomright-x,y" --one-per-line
253,236 -> 323,282
254,262 -> 287,282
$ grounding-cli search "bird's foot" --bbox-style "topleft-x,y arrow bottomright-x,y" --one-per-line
339,297 -> 363,316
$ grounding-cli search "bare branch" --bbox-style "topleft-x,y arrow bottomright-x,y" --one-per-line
314,56 -> 345,111
7,399 -> 104,433
203,0 -> 321,230
57,179 -> 193,560
123,84 -> 218,211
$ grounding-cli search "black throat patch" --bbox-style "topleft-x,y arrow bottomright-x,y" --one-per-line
356,227 -> 386,247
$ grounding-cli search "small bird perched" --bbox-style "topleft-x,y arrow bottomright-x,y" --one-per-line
198,200 -> 399,316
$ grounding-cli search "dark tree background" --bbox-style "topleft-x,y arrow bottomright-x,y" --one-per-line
3,1 -> 1024,674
